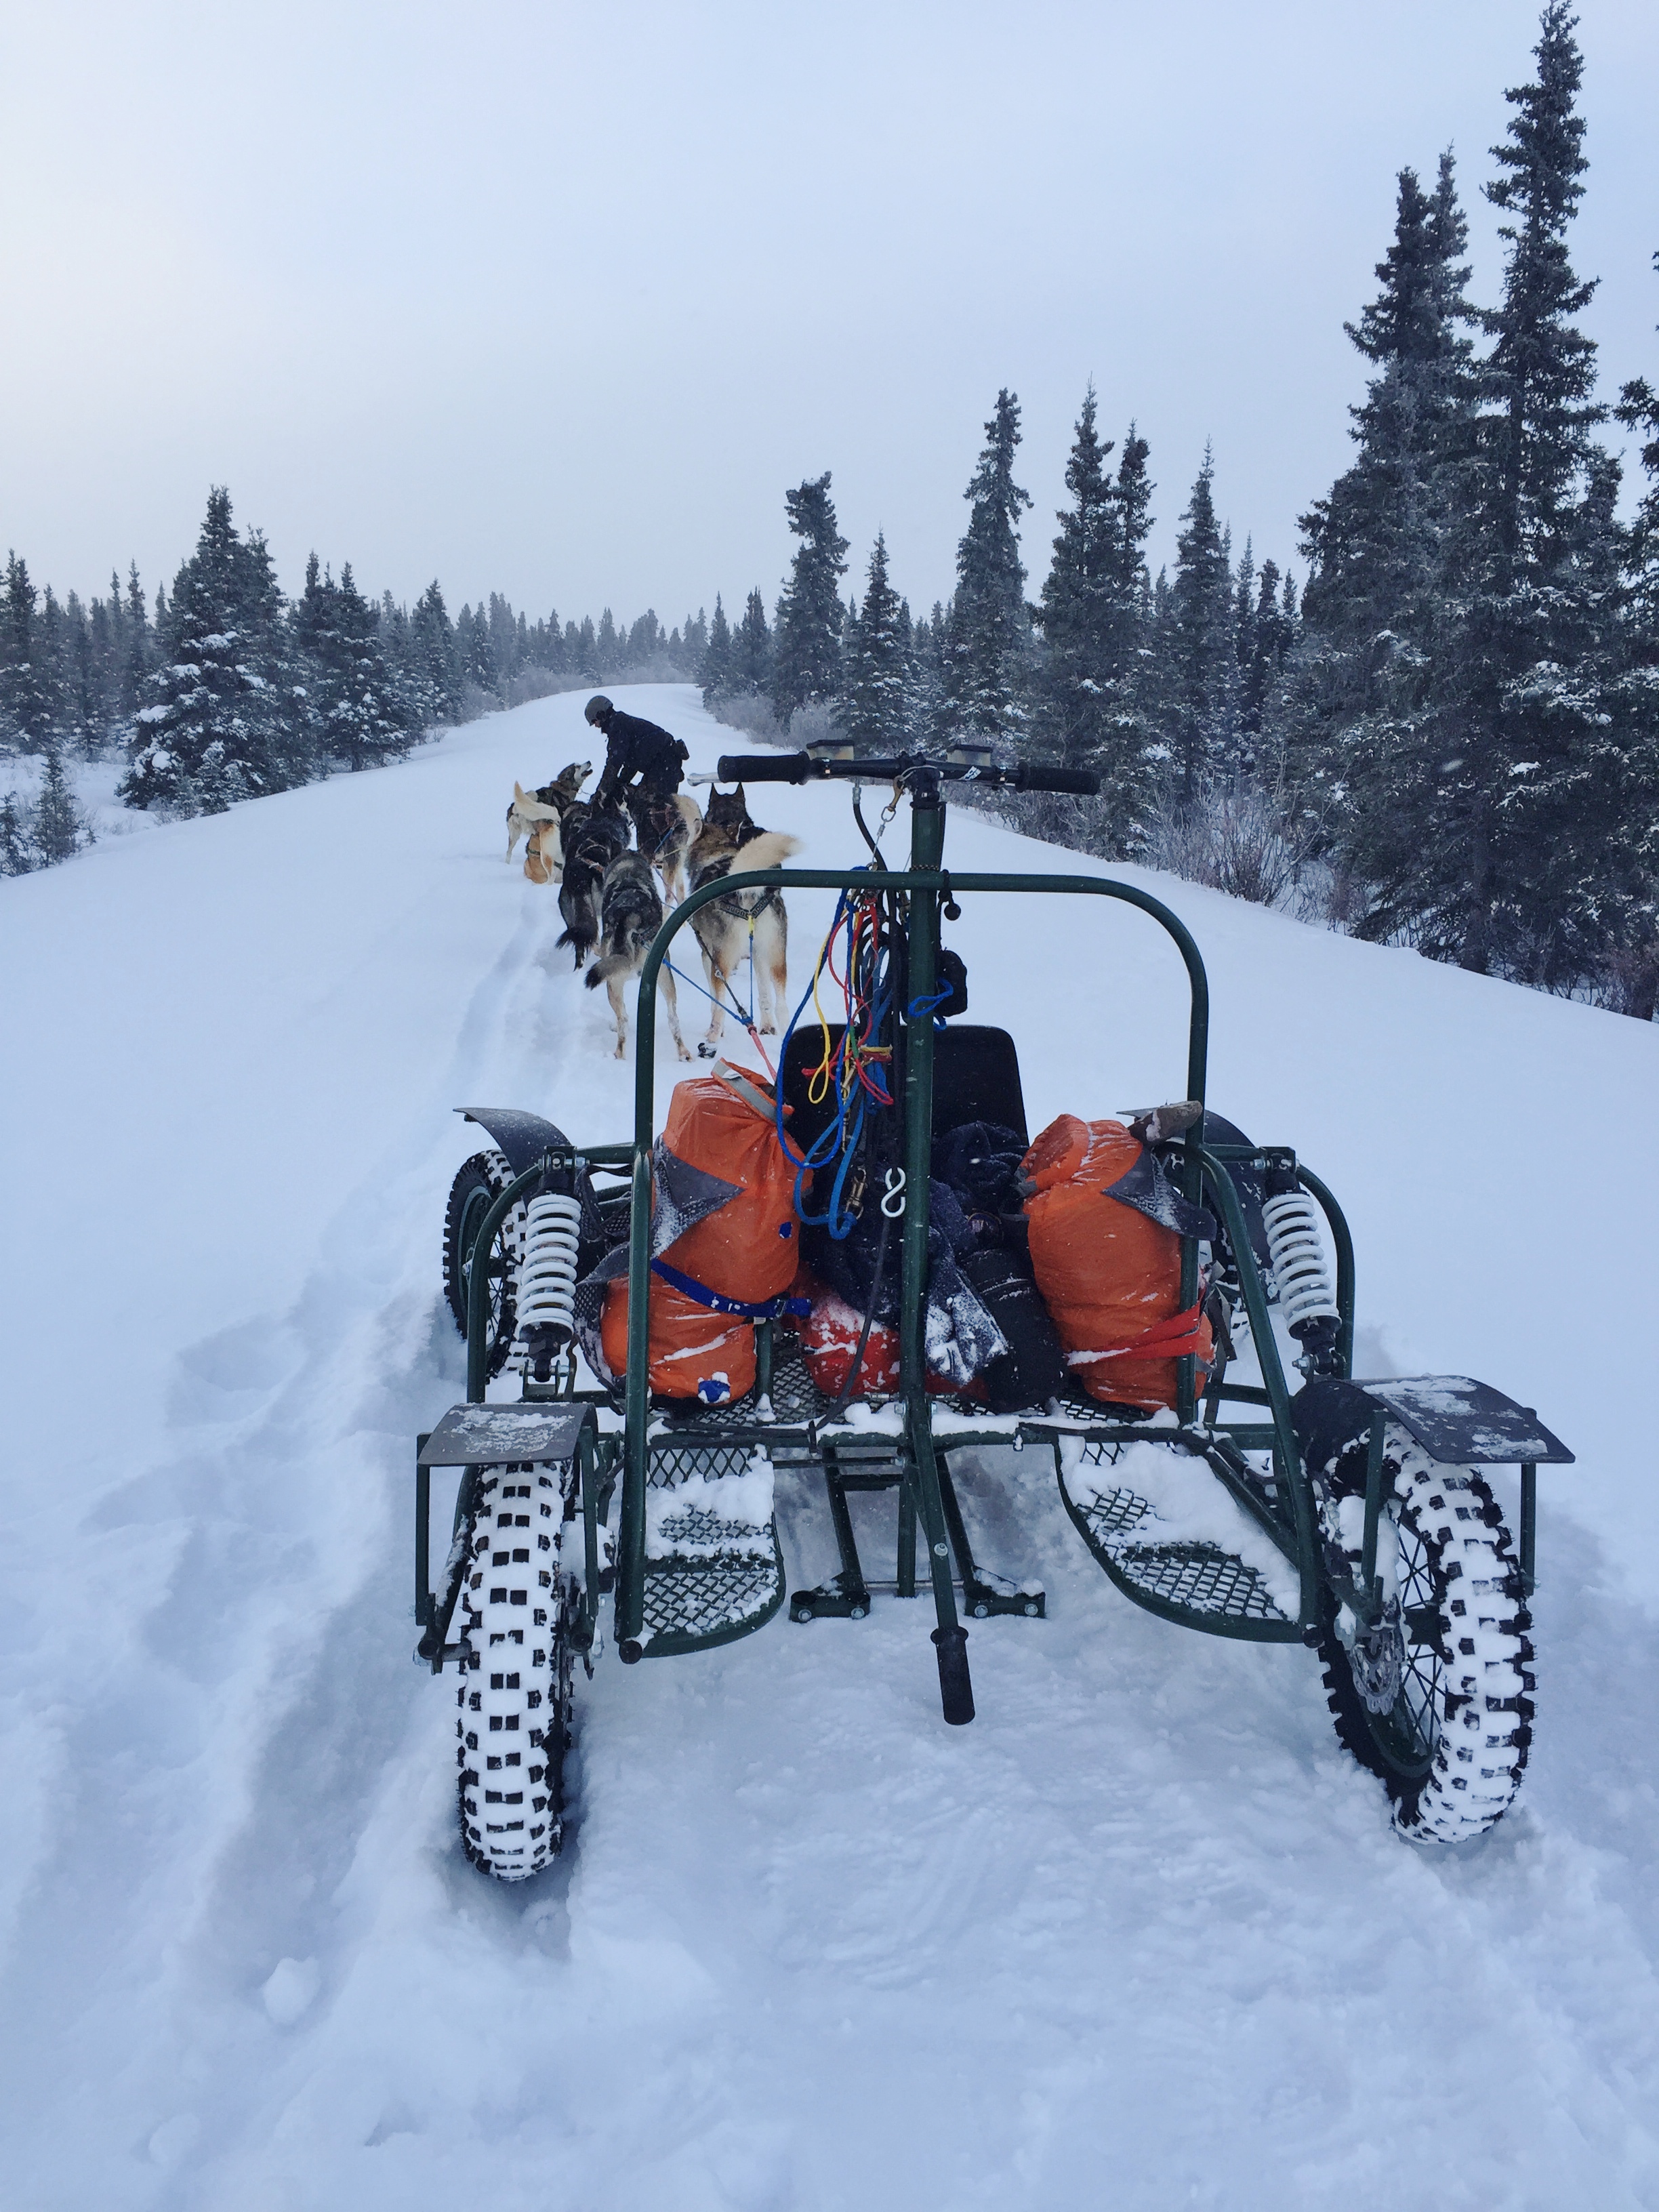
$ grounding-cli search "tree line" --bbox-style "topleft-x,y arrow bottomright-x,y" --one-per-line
0,494 -> 708,867
701,5 -> 1658,1017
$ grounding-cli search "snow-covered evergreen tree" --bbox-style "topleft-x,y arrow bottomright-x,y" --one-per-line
907,599 -> 949,746
121,489 -> 305,814
699,594 -> 733,705
0,788 -> 33,873
409,581 -> 463,724
946,390 -> 1033,746
1033,392 -> 1158,845
1292,155 -> 1478,822
729,588 -> 773,696
1,553 -> 56,750
1164,445 -> 1237,800
840,533 -> 909,746
33,747 -> 85,863
771,473 -> 849,727
1346,6 -> 1622,980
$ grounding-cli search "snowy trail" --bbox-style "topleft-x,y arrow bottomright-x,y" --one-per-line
3,687 -> 1658,2208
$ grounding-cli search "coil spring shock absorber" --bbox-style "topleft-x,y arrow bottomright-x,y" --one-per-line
1261,1162 -> 1341,1374
513,1164 -> 583,1383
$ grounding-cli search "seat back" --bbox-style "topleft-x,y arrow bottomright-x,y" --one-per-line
779,1023 -> 1027,1158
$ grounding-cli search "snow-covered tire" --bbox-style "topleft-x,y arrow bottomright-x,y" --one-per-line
443,1150 -> 525,1379
1318,1429 -> 1534,1843
455,1465 -> 577,1879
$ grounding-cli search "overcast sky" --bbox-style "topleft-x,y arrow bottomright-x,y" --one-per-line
3,1 -> 1657,631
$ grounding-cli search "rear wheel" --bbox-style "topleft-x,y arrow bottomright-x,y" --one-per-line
1318,1429 -> 1533,1842
455,1465 -> 577,1879
443,1150 -> 525,1378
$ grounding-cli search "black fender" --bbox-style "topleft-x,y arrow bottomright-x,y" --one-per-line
455,1107 -> 576,1178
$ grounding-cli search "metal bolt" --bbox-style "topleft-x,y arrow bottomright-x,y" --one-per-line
1023,1602 -> 1039,1617
933,1541 -> 949,1559
972,1603 -> 989,1619
850,1604 -> 867,1619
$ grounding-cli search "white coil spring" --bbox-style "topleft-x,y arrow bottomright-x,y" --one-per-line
512,1190 -> 583,1358
1261,1189 -> 1340,1334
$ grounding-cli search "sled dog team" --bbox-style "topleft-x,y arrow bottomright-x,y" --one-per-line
503,695 -> 800,1061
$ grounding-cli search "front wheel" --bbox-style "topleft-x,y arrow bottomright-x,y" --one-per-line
1318,1431 -> 1534,1843
443,1150 -> 525,1378
455,1465 -> 577,1879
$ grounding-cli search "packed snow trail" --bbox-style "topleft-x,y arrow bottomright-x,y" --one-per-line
2,687 -> 1657,2209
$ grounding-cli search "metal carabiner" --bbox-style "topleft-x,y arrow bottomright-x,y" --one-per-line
880,1167 -> 907,1218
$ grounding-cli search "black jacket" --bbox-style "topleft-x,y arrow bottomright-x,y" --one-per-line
595,710 -> 687,799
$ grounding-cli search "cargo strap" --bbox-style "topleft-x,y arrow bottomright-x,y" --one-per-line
1069,1299 -> 1208,1364
650,1258 -> 811,1322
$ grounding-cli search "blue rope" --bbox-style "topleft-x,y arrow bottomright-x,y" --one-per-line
771,878 -> 894,1240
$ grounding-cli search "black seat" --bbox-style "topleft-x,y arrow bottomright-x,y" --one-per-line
780,1023 -> 1027,1156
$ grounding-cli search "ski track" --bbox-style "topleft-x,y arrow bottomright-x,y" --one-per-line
3,687 -> 1658,2208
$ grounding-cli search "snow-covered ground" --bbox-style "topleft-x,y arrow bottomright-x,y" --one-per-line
1,745 -> 165,848
3,685 -> 1656,2209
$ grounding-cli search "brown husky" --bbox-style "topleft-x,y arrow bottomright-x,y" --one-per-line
684,786 -> 801,1059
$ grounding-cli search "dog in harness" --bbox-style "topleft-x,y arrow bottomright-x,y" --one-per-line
636,790 -> 703,907
583,850 -> 689,1061
506,758 -> 590,865
684,786 -> 801,1058
555,799 -> 632,968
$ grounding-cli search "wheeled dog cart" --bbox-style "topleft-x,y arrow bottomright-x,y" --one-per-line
417,748 -> 1569,1878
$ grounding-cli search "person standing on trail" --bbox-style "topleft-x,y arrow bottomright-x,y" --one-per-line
586,695 -> 690,851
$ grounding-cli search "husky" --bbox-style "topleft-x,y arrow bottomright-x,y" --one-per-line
523,814 -> 563,886
584,851 -> 689,1061
684,786 -> 802,1058
554,799 -> 632,968
633,789 -> 703,906
506,759 -> 591,863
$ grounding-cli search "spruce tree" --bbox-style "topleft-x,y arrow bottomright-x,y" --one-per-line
410,581 -> 463,723
1616,253 -> 1659,647
0,789 -> 33,874
33,747 -> 83,863
907,599 -> 950,747
1417,5 -> 1611,975
121,565 -> 150,718
1164,445 -> 1237,801
1,553 -> 54,750
946,390 -> 1033,746
1288,151 -> 1479,873
729,588 -> 773,696
1036,385 -> 1116,767
700,594 -> 733,704
840,533 -> 908,745
1034,392 -> 1158,846
121,489 -> 302,813
771,472 -> 849,726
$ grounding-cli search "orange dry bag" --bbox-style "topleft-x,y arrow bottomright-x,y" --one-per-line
1021,1113 -> 1212,1412
601,1065 -> 802,1404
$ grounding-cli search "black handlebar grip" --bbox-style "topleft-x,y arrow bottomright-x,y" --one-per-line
716,752 -> 814,784
1013,762 -> 1100,796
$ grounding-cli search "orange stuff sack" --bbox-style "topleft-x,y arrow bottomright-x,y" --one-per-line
601,1067 -> 801,1403
1021,1113 -> 1212,1412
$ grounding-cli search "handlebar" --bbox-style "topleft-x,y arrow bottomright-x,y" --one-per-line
714,751 -> 1100,797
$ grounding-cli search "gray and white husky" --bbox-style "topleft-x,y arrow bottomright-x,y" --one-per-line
583,850 -> 690,1062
